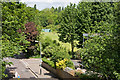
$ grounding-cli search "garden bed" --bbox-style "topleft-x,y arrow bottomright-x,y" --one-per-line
42,62 -> 79,80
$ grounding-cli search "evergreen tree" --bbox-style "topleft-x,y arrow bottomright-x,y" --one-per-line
58,3 -> 78,54
34,4 -> 36,10
79,2 -> 120,79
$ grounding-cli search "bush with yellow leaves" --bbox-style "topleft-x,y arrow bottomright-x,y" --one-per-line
56,58 -> 74,70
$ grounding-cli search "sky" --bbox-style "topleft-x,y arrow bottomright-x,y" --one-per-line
20,0 -> 81,11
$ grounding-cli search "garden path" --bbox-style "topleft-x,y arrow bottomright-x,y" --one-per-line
5,58 -> 58,80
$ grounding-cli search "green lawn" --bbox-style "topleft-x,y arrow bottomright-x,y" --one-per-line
41,32 -> 79,51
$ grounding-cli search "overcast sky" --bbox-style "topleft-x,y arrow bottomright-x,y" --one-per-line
20,0 -> 81,11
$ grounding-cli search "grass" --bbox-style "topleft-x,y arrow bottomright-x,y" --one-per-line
42,32 -> 59,40
41,32 -> 79,51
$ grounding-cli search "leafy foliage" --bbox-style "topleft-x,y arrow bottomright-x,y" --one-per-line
41,37 -> 71,69
74,48 -> 85,60
42,58 -> 55,68
39,8 -> 59,27
43,43 -> 70,60
58,3 -> 78,54
17,22 -> 39,56
78,2 -> 120,80
56,58 -> 74,70
82,34 -> 120,79
75,71 -> 101,80
2,2 -> 30,57
41,36 -> 53,50
17,22 -> 38,42
2,2 -> 40,78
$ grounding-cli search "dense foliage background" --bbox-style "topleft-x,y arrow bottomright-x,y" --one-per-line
1,1 -> 120,80
58,2 -> 120,80
1,2 -> 40,78
76,2 -> 120,80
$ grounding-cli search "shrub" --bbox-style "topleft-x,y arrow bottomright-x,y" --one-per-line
43,42 -> 70,59
41,36 -> 72,69
56,59 -> 67,69
41,37 -> 60,51
65,59 -> 74,69
17,22 -> 38,56
43,44 -> 71,69
42,58 -> 54,68
56,58 -> 74,70
43,44 -> 56,57
74,48 -> 85,59
81,34 -> 120,80
41,36 -> 53,50
50,46 -> 71,62
75,72 -> 101,80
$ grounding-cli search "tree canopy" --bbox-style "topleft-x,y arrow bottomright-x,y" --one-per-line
79,2 -> 120,79
2,2 -> 40,78
1,1 -> 120,80
58,3 -> 79,54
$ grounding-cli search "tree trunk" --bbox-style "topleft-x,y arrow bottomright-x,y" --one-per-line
71,41 -> 74,54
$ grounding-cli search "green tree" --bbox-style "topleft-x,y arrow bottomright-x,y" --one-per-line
58,6 -> 61,12
34,4 -> 36,10
76,2 -> 117,47
2,2 -> 29,78
1,2 -> 40,78
2,2 -> 30,57
38,8 -> 60,29
115,1 -> 120,36
76,2 -> 92,47
58,3 -> 78,54
79,2 -> 120,80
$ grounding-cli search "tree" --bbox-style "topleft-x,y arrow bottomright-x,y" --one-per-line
34,4 -> 36,10
2,2 -> 40,78
58,6 -> 61,12
62,7 -> 64,10
17,22 -> 38,56
115,1 -> 120,36
2,2 -> 30,57
39,8 -> 59,27
51,6 -> 54,9
79,2 -> 120,79
2,2 -> 29,78
75,2 -> 92,47
58,3 -> 78,54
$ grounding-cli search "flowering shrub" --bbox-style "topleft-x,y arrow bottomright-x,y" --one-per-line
56,58 -> 74,70
56,58 -> 67,69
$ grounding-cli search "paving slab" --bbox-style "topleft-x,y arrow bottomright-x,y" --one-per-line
5,58 -> 35,78
4,58 -> 59,80
23,59 -> 58,78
